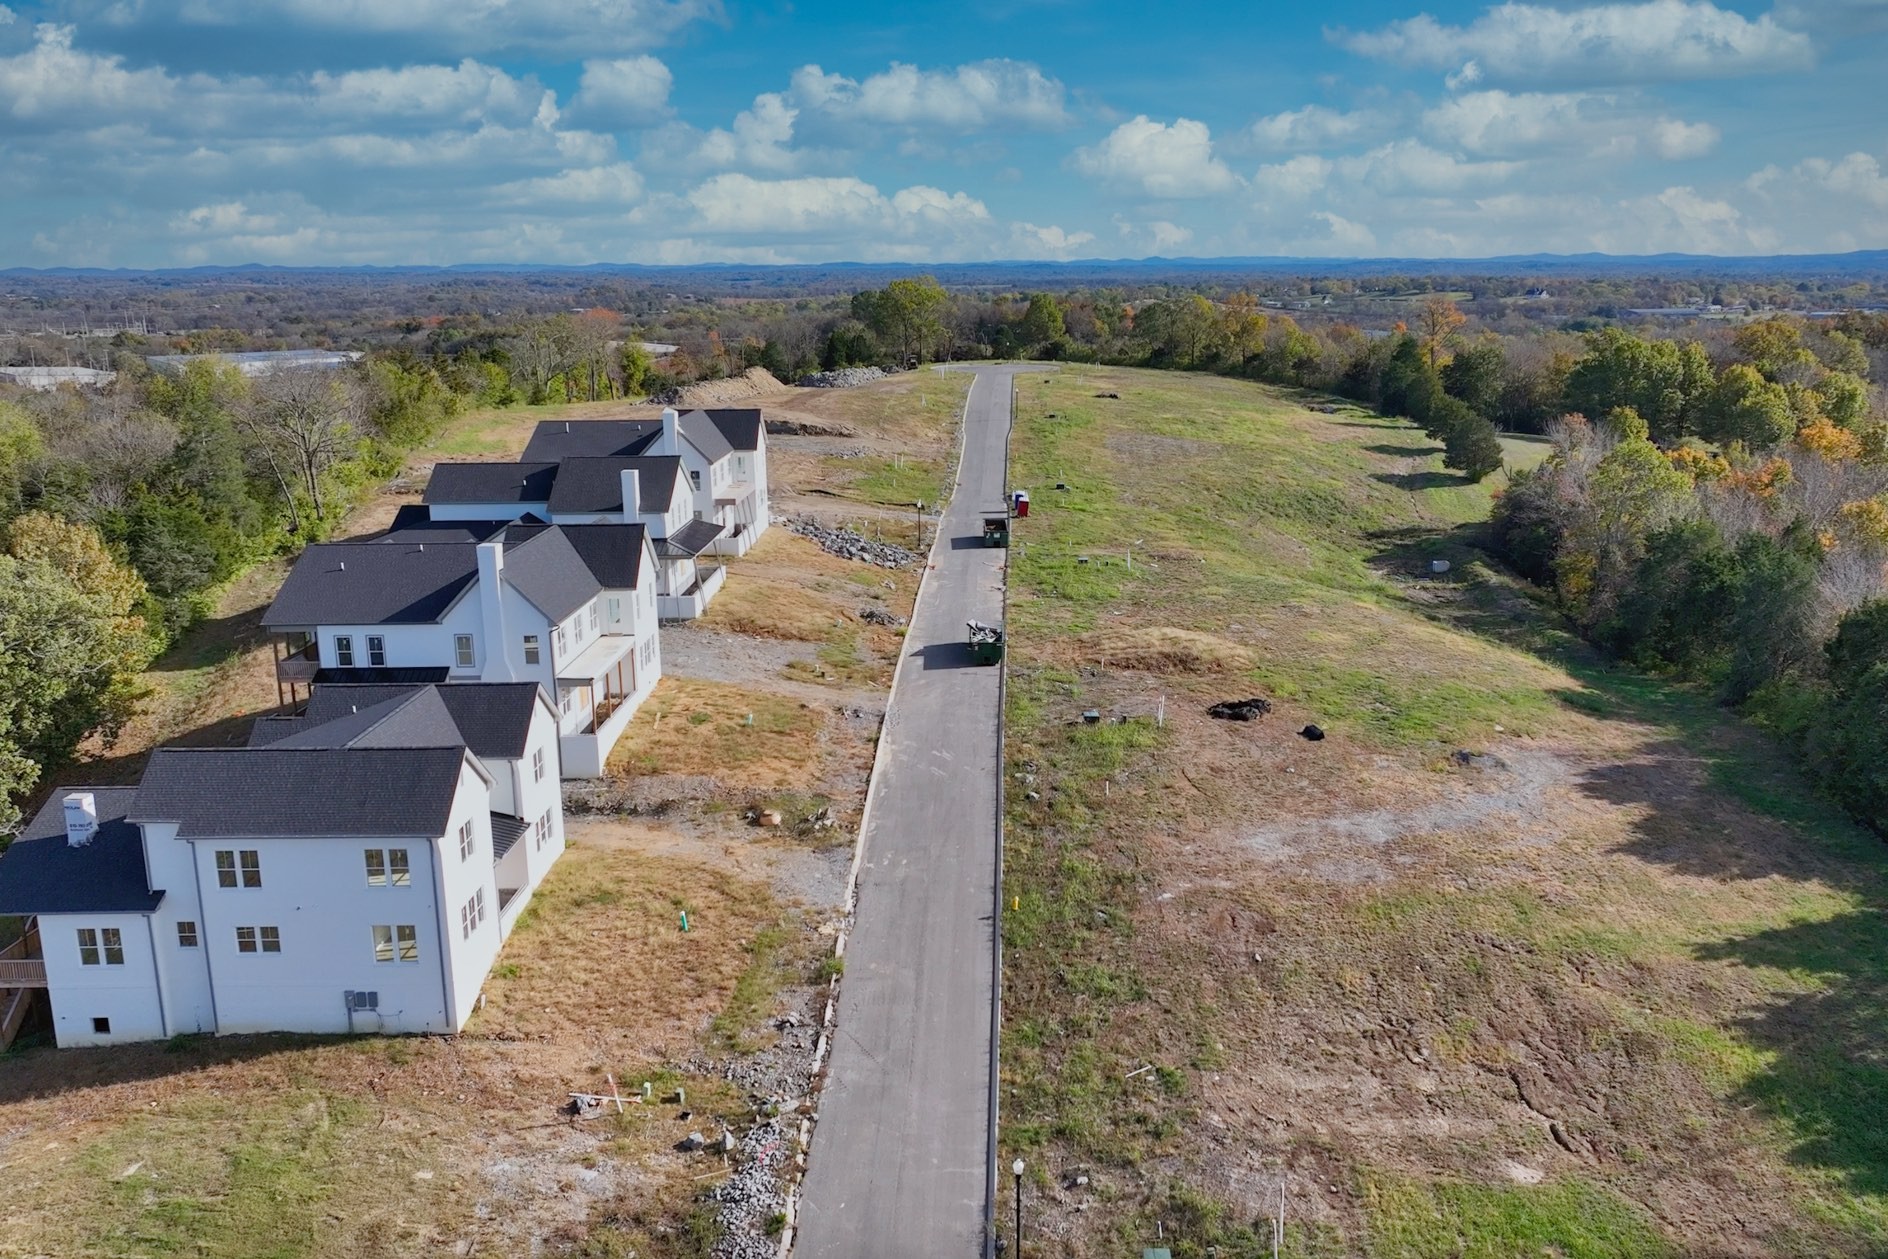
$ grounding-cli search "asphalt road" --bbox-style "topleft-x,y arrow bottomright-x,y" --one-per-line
794,365 -> 1030,1257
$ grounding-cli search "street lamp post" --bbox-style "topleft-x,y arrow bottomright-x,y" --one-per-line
1012,1158 -> 1026,1255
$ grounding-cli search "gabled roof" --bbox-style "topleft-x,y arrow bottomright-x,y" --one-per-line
656,516 -> 725,558
545,456 -> 682,516
522,419 -> 660,461
263,687 -> 463,753
424,462 -> 560,505
500,527 -> 600,622
269,683 -> 548,761
263,541 -> 479,628
132,746 -> 472,839
509,522 -> 647,591
700,408 -> 764,453
0,787 -> 163,915
367,507 -> 514,543
677,412 -> 734,462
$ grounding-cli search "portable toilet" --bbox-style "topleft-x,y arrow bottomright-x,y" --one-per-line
1011,489 -> 1030,518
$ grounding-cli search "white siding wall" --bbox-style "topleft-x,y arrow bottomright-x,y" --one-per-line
317,596 -> 485,679
40,911 -> 166,1047
515,701 -> 567,897
141,820 -> 215,1036
433,761 -> 504,1030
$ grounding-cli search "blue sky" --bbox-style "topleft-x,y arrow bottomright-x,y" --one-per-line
1,0 -> 1884,266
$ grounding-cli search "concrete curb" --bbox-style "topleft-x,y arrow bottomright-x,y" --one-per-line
983,373 -> 1015,1259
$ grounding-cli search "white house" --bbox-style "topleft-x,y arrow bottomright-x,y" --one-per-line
0,683 -> 565,1048
262,520 -> 662,777
520,407 -> 771,558
423,452 -> 727,619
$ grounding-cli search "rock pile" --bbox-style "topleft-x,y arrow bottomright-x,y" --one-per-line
704,1115 -> 796,1259
798,366 -> 887,388
1207,697 -> 1272,721
858,606 -> 907,627
786,516 -> 919,568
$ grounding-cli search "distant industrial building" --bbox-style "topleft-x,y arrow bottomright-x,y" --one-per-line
0,366 -> 117,390
145,349 -> 364,377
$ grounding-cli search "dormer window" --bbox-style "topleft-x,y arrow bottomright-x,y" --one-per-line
366,635 -> 386,668
334,635 -> 354,667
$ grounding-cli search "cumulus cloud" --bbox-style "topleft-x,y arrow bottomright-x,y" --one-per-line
694,93 -> 799,171
1337,138 -> 1521,195
1422,89 -> 1719,159
1336,0 -> 1815,84
1247,104 -> 1382,152
1073,116 -> 1239,197
789,59 -> 1069,130
308,59 -> 544,126
0,23 -> 175,120
490,161 -> 646,205
571,56 -> 673,124
1252,154 -> 1334,200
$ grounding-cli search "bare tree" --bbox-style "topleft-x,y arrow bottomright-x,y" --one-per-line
236,367 -> 366,528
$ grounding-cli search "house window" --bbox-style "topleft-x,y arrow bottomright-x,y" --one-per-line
554,625 -> 567,657
588,602 -> 599,633
334,635 -> 354,667
102,927 -> 124,964
235,926 -> 256,953
177,921 -> 199,948
214,849 -> 262,888
559,687 -> 572,716
535,810 -> 552,849
236,926 -> 281,954
373,924 -> 418,964
607,596 -> 621,624
457,820 -> 475,861
390,848 -> 410,886
367,635 -> 386,668
77,928 -> 100,966
92,1017 -> 111,1035
460,890 -> 488,939
455,634 -> 475,668
365,849 -> 386,885
523,634 -> 541,665
689,469 -> 701,490
532,748 -> 546,782
260,927 -> 280,953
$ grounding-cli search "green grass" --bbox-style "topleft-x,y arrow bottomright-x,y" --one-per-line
843,455 -> 946,507
707,919 -> 800,1052
1364,1176 -> 1671,1258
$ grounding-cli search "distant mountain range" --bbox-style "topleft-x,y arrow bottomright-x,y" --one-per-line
4,250 -> 1888,282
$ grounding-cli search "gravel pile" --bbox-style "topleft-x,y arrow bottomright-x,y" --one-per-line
786,516 -> 920,568
797,366 -> 887,388
705,1116 -> 796,1258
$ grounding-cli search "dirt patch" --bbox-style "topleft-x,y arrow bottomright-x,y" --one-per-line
1073,625 -> 1255,674
662,367 -> 796,409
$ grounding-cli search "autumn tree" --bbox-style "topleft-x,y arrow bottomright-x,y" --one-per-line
1417,296 -> 1466,368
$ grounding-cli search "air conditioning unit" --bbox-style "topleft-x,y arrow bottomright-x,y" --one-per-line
346,990 -> 379,1012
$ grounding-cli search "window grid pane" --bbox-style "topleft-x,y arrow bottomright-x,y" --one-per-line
240,850 -> 261,888
178,921 -> 198,948
77,928 -> 99,965
335,635 -> 353,667
373,925 -> 394,963
390,849 -> 410,886
396,925 -> 418,962
260,927 -> 281,953
365,849 -> 386,886
215,850 -> 237,888
367,636 -> 386,667
236,927 -> 257,953
102,928 -> 124,965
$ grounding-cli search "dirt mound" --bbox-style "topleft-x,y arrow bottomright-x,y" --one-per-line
660,366 -> 794,408
1207,697 -> 1272,721
1076,626 -> 1254,674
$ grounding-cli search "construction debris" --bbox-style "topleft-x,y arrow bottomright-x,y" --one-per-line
1207,697 -> 1273,721
858,606 -> 907,627
785,516 -> 920,568
1299,724 -> 1326,741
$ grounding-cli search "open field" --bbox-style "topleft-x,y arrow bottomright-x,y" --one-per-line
999,365 -> 1888,1257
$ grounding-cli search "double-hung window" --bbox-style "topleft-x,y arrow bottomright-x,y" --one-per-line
365,848 -> 410,886
588,603 -> 599,633
553,624 -> 568,657
372,925 -> 421,963
76,927 -> 124,965
177,921 -> 199,948
532,748 -> 546,782
454,634 -> 475,668
459,890 -> 488,939
457,820 -> 475,861
523,634 -> 541,665
215,849 -> 262,888
535,810 -> 552,849
689,469 -> 702,490
366,635 -> 386,668
334,635 -> 354,667
236,926 -> 282,954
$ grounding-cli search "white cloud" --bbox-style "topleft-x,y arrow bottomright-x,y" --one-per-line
1337,138 -> 1521,194
0,6 -> 15,24
1013,222 -> 1097,256
571,56 -> 672,123
66,0 -> 722,56
788,59 -> 1069,131
694,92 -> 799,171
1247,104 -> 1380,152
1422,89 -> 1719,160
309,59 -> 542,126
491,161 -> 645,205
1073,116 -> 1239,198
1337,0 -> 1815,84
1252,154 -> 1333,200
0,23 -> 174,119
1311,211 -> 1377,253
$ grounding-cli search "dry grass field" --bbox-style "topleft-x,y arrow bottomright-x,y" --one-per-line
999,366 -> 1888,1258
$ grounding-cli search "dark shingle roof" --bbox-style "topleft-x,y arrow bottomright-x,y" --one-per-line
523,420 -> 661,461
264,542 -> 479,628
677,412 -> 734,462
0,788 -> 164,915
364,509 -> 512,544
133,746 -> 471,839
656,517 -> 726,558
287,683 -> 545,760
265,687 -> 463,753
500,527 -> 600,621
313,666 -> 452,686
545,456 -> 682,516
424,462 -> 559,505
700,408 -> 763,453
491,813 -> 528,862
509,523 -> 646,591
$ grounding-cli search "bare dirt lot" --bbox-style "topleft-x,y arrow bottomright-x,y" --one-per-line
1000,366 -> 1888,1258
3,371 -> 965,1257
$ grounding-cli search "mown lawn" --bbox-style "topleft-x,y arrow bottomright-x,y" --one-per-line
998,365 -> 1888,1258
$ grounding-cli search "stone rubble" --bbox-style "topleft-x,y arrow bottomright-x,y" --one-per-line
785,516 -> 920,568
797,366 -> 887,388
